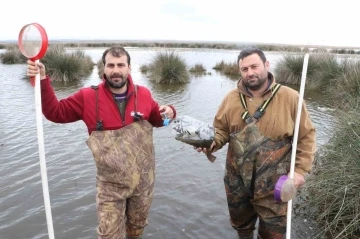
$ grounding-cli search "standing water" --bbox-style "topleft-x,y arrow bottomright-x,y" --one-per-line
0,48 -> 336,239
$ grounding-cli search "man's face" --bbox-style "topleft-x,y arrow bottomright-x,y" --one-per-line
238,53 -> 269,91
103,53 -> 131,89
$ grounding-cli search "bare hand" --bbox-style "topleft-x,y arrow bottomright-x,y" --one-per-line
159,105 -> 174,119
289,171 -> 305,188
195,141 -> 216,153
27,60 -> 46,80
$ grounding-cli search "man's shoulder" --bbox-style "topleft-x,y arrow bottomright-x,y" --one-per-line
76,83 -> 105,99
80,84 -> 100,93
226,88 -> 239,97
135,84 -> 149,91
220,88 -> 240,102
275,84 -> 300,106
134,84 -> 151,94
277,84 -> 299,98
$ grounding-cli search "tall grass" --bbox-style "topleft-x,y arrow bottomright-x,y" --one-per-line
308,54 -> 345,90
329,49 -> 358,54
213,60 -> 226,70
276,52 -> 360,237
329,60 -> 360,110
305,110 -> 360,239
146,51 -> 189,84
189,64 -> 206,74
274,53 -> 346,91
0,47 -> 27,64
41,45 -> 94,81
96,58 -> 104,79
213,60 -> 240,79
140,64 -> 150,74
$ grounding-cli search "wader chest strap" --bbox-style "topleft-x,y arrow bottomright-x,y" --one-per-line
91,85 -> 103,131
132,85 -> 144,122
240,83 -> 281,124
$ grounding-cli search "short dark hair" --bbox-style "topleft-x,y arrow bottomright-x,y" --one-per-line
102,46 -> 131,66
237,47 -> 267,64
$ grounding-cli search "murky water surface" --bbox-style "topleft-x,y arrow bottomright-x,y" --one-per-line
0,48 -> 336,239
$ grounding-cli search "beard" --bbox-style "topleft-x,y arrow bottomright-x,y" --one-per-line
244,73 -> 268,91
105,73 -> 127,89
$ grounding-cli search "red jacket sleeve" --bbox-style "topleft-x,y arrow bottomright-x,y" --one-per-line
148,98 -> 164,127
146,96 -> 177,128
40,76 -> 83,123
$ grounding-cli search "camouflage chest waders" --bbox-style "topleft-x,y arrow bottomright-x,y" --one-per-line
224,84 -> 291,239
86,85 -> 155,239
86,120 -> 155,239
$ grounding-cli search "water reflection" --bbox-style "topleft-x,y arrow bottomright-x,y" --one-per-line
147,81 -> 190,105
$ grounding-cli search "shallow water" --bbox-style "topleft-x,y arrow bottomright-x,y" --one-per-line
0,48 -> 336,239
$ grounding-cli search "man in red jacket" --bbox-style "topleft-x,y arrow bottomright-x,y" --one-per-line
27,46 -> 176,239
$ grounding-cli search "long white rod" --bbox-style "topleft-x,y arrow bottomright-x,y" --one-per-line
286,53 -> 309,239
34,59 -> 55,239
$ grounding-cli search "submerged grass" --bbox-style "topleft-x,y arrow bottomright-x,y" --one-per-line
189,63 -> 206,73
213,60 -> 240,79
42,45 -> 94,81
0,45 -> 94,81
145,50 -> 189,84
213,60 -> 226,70
189,63 -> 206,75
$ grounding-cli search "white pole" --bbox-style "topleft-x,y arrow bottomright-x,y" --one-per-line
34,59 -> 55,239
286,53 -> 309,239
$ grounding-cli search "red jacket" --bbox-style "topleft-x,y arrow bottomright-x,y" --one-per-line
40,74 -> 176,134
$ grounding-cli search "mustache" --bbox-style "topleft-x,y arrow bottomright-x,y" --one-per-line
110,73 -> 123,79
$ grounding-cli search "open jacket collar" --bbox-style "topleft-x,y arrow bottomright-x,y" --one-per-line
237,72 -> 277,98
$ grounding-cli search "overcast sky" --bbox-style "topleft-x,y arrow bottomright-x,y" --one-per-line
1,0 -> 358,47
